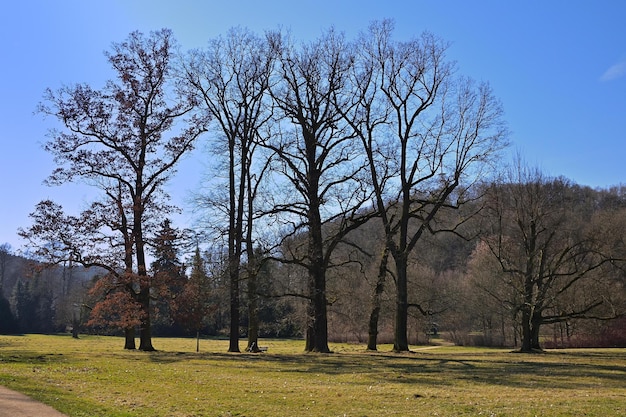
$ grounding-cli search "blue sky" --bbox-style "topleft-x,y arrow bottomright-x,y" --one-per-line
1,0 -> 625,250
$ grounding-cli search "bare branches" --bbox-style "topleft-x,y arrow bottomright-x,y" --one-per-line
476,162 -> 622,351
25,29 -> 208,351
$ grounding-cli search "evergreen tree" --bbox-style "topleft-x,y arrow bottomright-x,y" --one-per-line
173,246 -> 214,351
150,219 -> 187,335
0,295 -> 18,334
12,279 -> 36,333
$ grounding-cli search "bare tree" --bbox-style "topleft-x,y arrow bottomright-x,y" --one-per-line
20,29 -> 208,350
341,20 -> 508,351
265,28 -> 374,352
481,163 -> 618,352
366,244 -> 390,350
184,27 -> 275,352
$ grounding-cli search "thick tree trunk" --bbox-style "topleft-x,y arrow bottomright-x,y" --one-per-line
304,266 -> 331,353
367,246 -> 389,351
303,179 -> 331,353
124,328 -> 136,350
226,133 -> 245,353
134,197 -> 155,352
228,265 -> 240,352
393,255 -> 409,352
520,312 -> 543,353
367,307 -> 381,351
530,312 -> 542,351
312,269 -> 330,353
138,286 -> 155,351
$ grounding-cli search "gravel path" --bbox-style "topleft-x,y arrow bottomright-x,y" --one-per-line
0,386 -> 68,416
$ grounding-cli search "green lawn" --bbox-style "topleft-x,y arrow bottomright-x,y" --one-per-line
0,334 -> 624,416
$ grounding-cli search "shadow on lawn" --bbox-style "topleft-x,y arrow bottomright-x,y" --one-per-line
0,350 -> 66,365
144,348 -> 626,391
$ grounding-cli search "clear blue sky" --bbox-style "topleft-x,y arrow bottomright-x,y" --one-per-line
1,0 -> 625,250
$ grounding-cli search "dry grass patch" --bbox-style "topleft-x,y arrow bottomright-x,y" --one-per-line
0,335 -> 624,416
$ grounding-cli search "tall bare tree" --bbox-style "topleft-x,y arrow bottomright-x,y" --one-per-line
341,20 -> 508,351
481,164 -> 618,352
184,27 -> 275,352
265,28 -> 374,353
20,29 -> 208,350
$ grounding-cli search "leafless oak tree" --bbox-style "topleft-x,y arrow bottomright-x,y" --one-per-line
341,20 -> 508,351
20,29 -> 208,351
481,164 -> 618,352
265,28 -> 374,352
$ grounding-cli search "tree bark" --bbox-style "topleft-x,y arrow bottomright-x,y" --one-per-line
138,286 -> 155,351
228,263 -> 240,352
367,245 -> 389,351
393,255 -> 409,351
531,312 -> 542,350
305,190 -> 331,353
71,312 -> 80,339
246,267 -> 260,352
124,328 -> 136,350
311,268 -> 330,353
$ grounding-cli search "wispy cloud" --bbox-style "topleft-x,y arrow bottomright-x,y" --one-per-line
600,61 -> 626,82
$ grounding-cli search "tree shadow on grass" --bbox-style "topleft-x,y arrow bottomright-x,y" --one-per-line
143,348 -> 626,391
0,350 -> 66,365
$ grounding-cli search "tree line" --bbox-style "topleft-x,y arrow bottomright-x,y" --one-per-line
14,22 -> 625,353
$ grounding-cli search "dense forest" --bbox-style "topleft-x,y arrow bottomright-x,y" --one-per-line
4,23 -> 625,352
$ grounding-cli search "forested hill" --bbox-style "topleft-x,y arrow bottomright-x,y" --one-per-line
315,180 -> 626,347
0,249 -> 102,334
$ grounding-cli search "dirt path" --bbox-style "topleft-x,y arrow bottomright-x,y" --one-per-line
0,386 -> 68,417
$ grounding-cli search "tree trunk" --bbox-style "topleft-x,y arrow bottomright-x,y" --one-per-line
304,254 -> 316,353
138,286 -> 155,351
246,272 -> 260,352
367,305 -> 382,351
367,246 -> 389,351
228,263 -> 240,352
520,305 -> 533,352
303,252 -> 330,353
312,268 -> 330,353
71,312 -> 80,339
196,330 -> 200,353
301,170 -> 331,354
227,130 -> 245,353
530,312 -> 542,351
305,323 -> 315,352
124,328 -> 136,350
134,196 -> 155,352
305,266 -> 331,353
393,254 -> 409,352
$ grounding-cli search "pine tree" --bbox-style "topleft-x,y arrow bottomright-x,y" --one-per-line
150,220 -> 187,335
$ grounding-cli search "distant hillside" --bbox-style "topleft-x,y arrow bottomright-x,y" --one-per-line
0,249 -> 103,334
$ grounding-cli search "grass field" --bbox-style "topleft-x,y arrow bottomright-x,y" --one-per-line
0,335 -> 624,416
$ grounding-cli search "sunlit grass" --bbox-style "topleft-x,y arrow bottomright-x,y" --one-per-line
0,334 -> 625,416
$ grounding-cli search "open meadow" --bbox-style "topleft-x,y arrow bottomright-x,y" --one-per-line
0,335 -> 624,416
